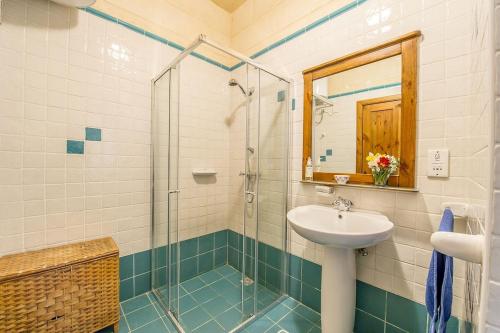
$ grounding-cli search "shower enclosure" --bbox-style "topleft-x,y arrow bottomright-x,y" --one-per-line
151,35 -> 290,332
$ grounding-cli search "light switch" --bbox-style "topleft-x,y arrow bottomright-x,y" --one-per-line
427,149 -> 449,178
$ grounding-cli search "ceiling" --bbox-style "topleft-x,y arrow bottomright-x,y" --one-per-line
210,0 -> 246,13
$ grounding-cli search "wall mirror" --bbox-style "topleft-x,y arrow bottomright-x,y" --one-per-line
302,31 -> 421,188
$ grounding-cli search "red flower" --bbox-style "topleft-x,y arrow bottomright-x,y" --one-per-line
378,156 -> 390,168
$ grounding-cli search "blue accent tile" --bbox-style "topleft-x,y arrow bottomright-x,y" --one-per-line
302,260 -> 321,289
301,284 -> 321,313
277,90 -> 286,102
180,238 -> 198,260
320,155 -> 326,162
292,98 -> 296,110
214,246 -> 227,266
198,234 -> 214,253
120,255 -> 134,280
385,323 -> 406,333
85,127 -> 101,141
117,20 -> 145,35
354,309 -> 385,333
134,272 -> 151,296
326,149 -> 333,156
356,280 -> 386,319
120,277 -> 134,302
305,15 -> 330,32
198,251 -> 214,274
85,7 -> 118,23
66,140 -> 84,154
134,250 -> 151,275
180,257 -> 198,281
214,230 -> 227,248
386,292 -> 427,332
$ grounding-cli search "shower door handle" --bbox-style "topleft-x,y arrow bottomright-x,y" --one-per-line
168,190 -> 180,194
245,191 -> 255,203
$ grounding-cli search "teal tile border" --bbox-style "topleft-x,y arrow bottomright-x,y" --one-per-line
120,228 -> 466,333
84,0 -> 367,72
327,82 -> 402,99
119,230 -> 228,302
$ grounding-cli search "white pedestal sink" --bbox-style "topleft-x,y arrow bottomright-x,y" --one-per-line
287,205 -> 394,333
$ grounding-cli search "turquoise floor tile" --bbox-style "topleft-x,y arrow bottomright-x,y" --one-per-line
181,276 -> 205,293
199,269 -> 223,284
201,296 -> 232,317
126,304 -> 160,331
294,304 -> 321,326
281,297 -> 301,310
133,318 -> 170,333
266,302 -> 290,322
243,316 -> 275,333
122,294 -> 151,314
179,294 -> 197,313
118,317 -> 129,333
216,307 -> 243,331
216,265 -> 239,276
180,306 -> 212,331
193,320 -> 225,333
190,285 -> 218,304
277,311 -> 315,333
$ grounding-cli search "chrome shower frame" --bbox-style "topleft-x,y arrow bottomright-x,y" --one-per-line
151,34 -> 291,333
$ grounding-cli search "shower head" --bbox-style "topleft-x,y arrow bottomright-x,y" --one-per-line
229,79 -> 254,96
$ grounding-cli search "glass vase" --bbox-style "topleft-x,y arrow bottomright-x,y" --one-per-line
372,170 -> 391,186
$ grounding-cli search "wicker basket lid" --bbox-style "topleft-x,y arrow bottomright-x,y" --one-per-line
0,237 -> 119,282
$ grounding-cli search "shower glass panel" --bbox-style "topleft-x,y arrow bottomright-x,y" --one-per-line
151,36 -> 290,333
151,69 -> 171,306
256,70 -> 289,308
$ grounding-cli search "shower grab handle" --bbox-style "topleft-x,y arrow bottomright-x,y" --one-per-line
168,190 -> 180,194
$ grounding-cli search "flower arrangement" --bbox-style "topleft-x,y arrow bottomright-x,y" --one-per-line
366,152 -> 399,186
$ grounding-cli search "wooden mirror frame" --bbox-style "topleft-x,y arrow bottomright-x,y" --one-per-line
302,31 -> 421,188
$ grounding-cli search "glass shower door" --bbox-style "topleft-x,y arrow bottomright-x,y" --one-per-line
152,69 -> 171,308
151,65 -> 181,321
255,70 -> 289,310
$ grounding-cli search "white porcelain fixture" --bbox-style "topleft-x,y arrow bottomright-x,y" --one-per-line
50,0 -> 96,7
287,205 -> 393,333
430,232 -> 483,264
334,174 -> 350,184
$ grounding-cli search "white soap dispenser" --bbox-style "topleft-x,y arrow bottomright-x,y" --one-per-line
305,157 -> 313,180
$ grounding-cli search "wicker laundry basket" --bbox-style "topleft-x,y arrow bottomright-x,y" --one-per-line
0,237 -> 120,333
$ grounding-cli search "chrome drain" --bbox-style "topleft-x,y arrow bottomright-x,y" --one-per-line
242,277 -> 254,286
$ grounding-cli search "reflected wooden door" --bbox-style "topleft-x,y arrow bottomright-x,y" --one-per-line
356,95 -> 401,174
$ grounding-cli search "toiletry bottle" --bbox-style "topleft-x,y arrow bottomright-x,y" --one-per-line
305,157 -> 313,180
315,157 -> 321,172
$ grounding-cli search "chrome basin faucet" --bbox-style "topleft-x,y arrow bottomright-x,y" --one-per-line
332,196 -> 353,212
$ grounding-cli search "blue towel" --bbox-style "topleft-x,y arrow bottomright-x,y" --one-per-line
426,208 -> 454,333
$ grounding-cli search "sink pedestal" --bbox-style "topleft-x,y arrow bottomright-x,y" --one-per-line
322,246 -> 356,333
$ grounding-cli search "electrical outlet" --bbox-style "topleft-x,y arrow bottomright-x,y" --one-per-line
427,149 -> 449,178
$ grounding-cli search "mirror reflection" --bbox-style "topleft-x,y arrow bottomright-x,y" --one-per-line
312,55 -> 402,174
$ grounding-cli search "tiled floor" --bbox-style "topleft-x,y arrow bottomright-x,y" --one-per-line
99,265 -> 321,333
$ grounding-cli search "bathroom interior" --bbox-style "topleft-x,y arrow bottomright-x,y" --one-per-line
0,0 -> 499,333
